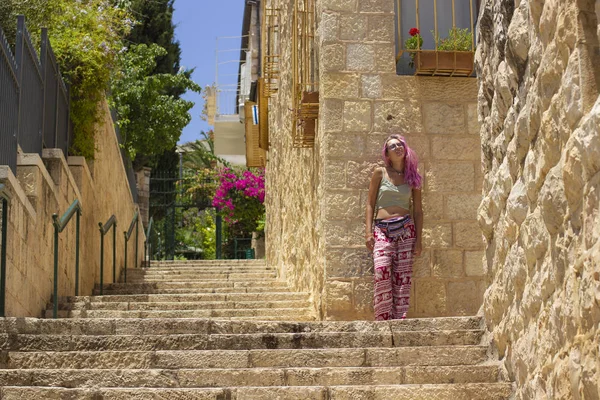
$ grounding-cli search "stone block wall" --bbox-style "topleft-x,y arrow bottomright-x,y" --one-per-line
266,0 -> 483,320
0,100 -> 145,317
265,0 -> 326,318
477,0 -> 600,397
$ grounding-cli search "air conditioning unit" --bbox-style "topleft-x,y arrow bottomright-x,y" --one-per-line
238,102 -> 245,123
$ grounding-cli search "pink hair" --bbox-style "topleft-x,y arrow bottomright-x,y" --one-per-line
381,134 -> 422,189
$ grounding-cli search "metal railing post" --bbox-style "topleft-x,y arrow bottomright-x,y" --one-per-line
0,188 -> 11,317
123,231 -> 128,283
216,215 -> 222,259
112,223 -> 116,283
75,209 -> 80,296
52,215 -> 59,318
99,223 -> 104,296
51,199 -> 82,318
124,211 -> 139,282
135,219 -> 139,268
145,217 -> 154,268
98,215 -> 116,296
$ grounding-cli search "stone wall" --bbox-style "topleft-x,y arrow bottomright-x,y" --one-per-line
266,0 -> 482,320
476,0 -> 600,397
0,100 -> 145,317
265,0 -> 326,318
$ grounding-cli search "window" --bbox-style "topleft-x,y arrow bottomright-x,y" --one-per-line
395,0 -> 477,76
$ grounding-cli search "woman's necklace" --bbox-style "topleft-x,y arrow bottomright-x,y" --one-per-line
391,167 -> 404,176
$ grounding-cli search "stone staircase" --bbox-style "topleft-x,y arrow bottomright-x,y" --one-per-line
0,260 -> 513,399
47,260 -> 315,321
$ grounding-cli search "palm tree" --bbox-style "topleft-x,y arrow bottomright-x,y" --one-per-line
182,130 -> 229,170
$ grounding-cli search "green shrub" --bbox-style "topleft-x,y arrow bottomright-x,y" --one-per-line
50,0 -> 133,158
432,27 -> 473,51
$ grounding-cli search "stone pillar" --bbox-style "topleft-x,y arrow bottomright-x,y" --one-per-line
251,232 -> 265,259
136,167 -> 151,227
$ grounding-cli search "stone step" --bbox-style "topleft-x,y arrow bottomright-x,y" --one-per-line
97,281 -> 288,290
126,270 -> 275,276
52,299 -> 311,311
0,317 -> 483,336
150,260 -> 266,264
0,365 -> 501,387
129,269 -> 276,275
6,346 -> 489,369
127,265 -> 275,274
0,383 -> 513,400
44,308 -> 317,319
0,330 -> 482,352
145,263 -> 267,269
58,292 -> 310,303
93,287 -> 296,295
125,272 -> 278,281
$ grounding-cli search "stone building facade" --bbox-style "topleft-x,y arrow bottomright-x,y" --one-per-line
476,0 -> 600,397
264,0 -> 484,320
263,0 -> 600,393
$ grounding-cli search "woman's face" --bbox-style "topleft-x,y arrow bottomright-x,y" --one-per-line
386,139 -> 405,160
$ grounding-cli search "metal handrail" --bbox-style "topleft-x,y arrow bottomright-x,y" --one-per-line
98,215 -> 117,296
123,211 -> 139,283
144,217 -> 153,268
51,199 -> 82,318
0,184 -> 12,317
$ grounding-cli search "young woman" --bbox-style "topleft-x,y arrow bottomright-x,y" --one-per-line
365,134 -> 423,320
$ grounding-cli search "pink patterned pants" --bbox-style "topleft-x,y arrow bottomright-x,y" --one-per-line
373,219 -> 416,320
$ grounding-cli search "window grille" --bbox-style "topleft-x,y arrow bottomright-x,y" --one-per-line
262,5 -> 280,97
292,0 -> 318,148
396,0 -> 476,76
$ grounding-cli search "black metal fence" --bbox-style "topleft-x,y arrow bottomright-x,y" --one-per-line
15,16 -> 44,155
41,27 -> 71,156
0,27 -> 19,173
0,16 -> 71,174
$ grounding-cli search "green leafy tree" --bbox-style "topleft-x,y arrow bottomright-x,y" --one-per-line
124,0 -> 191,171
128,0 -> 181,77
110,43 -> 200,160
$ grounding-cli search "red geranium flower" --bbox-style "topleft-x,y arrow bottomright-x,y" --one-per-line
409,27 -> 420,36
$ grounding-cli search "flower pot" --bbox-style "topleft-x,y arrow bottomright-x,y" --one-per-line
415,50 -> 474,76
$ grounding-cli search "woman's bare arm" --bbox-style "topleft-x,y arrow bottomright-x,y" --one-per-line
365,167 -> 383,250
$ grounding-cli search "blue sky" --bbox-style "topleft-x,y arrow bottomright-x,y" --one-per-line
173,1 -> 245,144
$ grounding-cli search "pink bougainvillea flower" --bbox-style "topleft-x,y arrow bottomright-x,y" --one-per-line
409,27 -> 420,36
